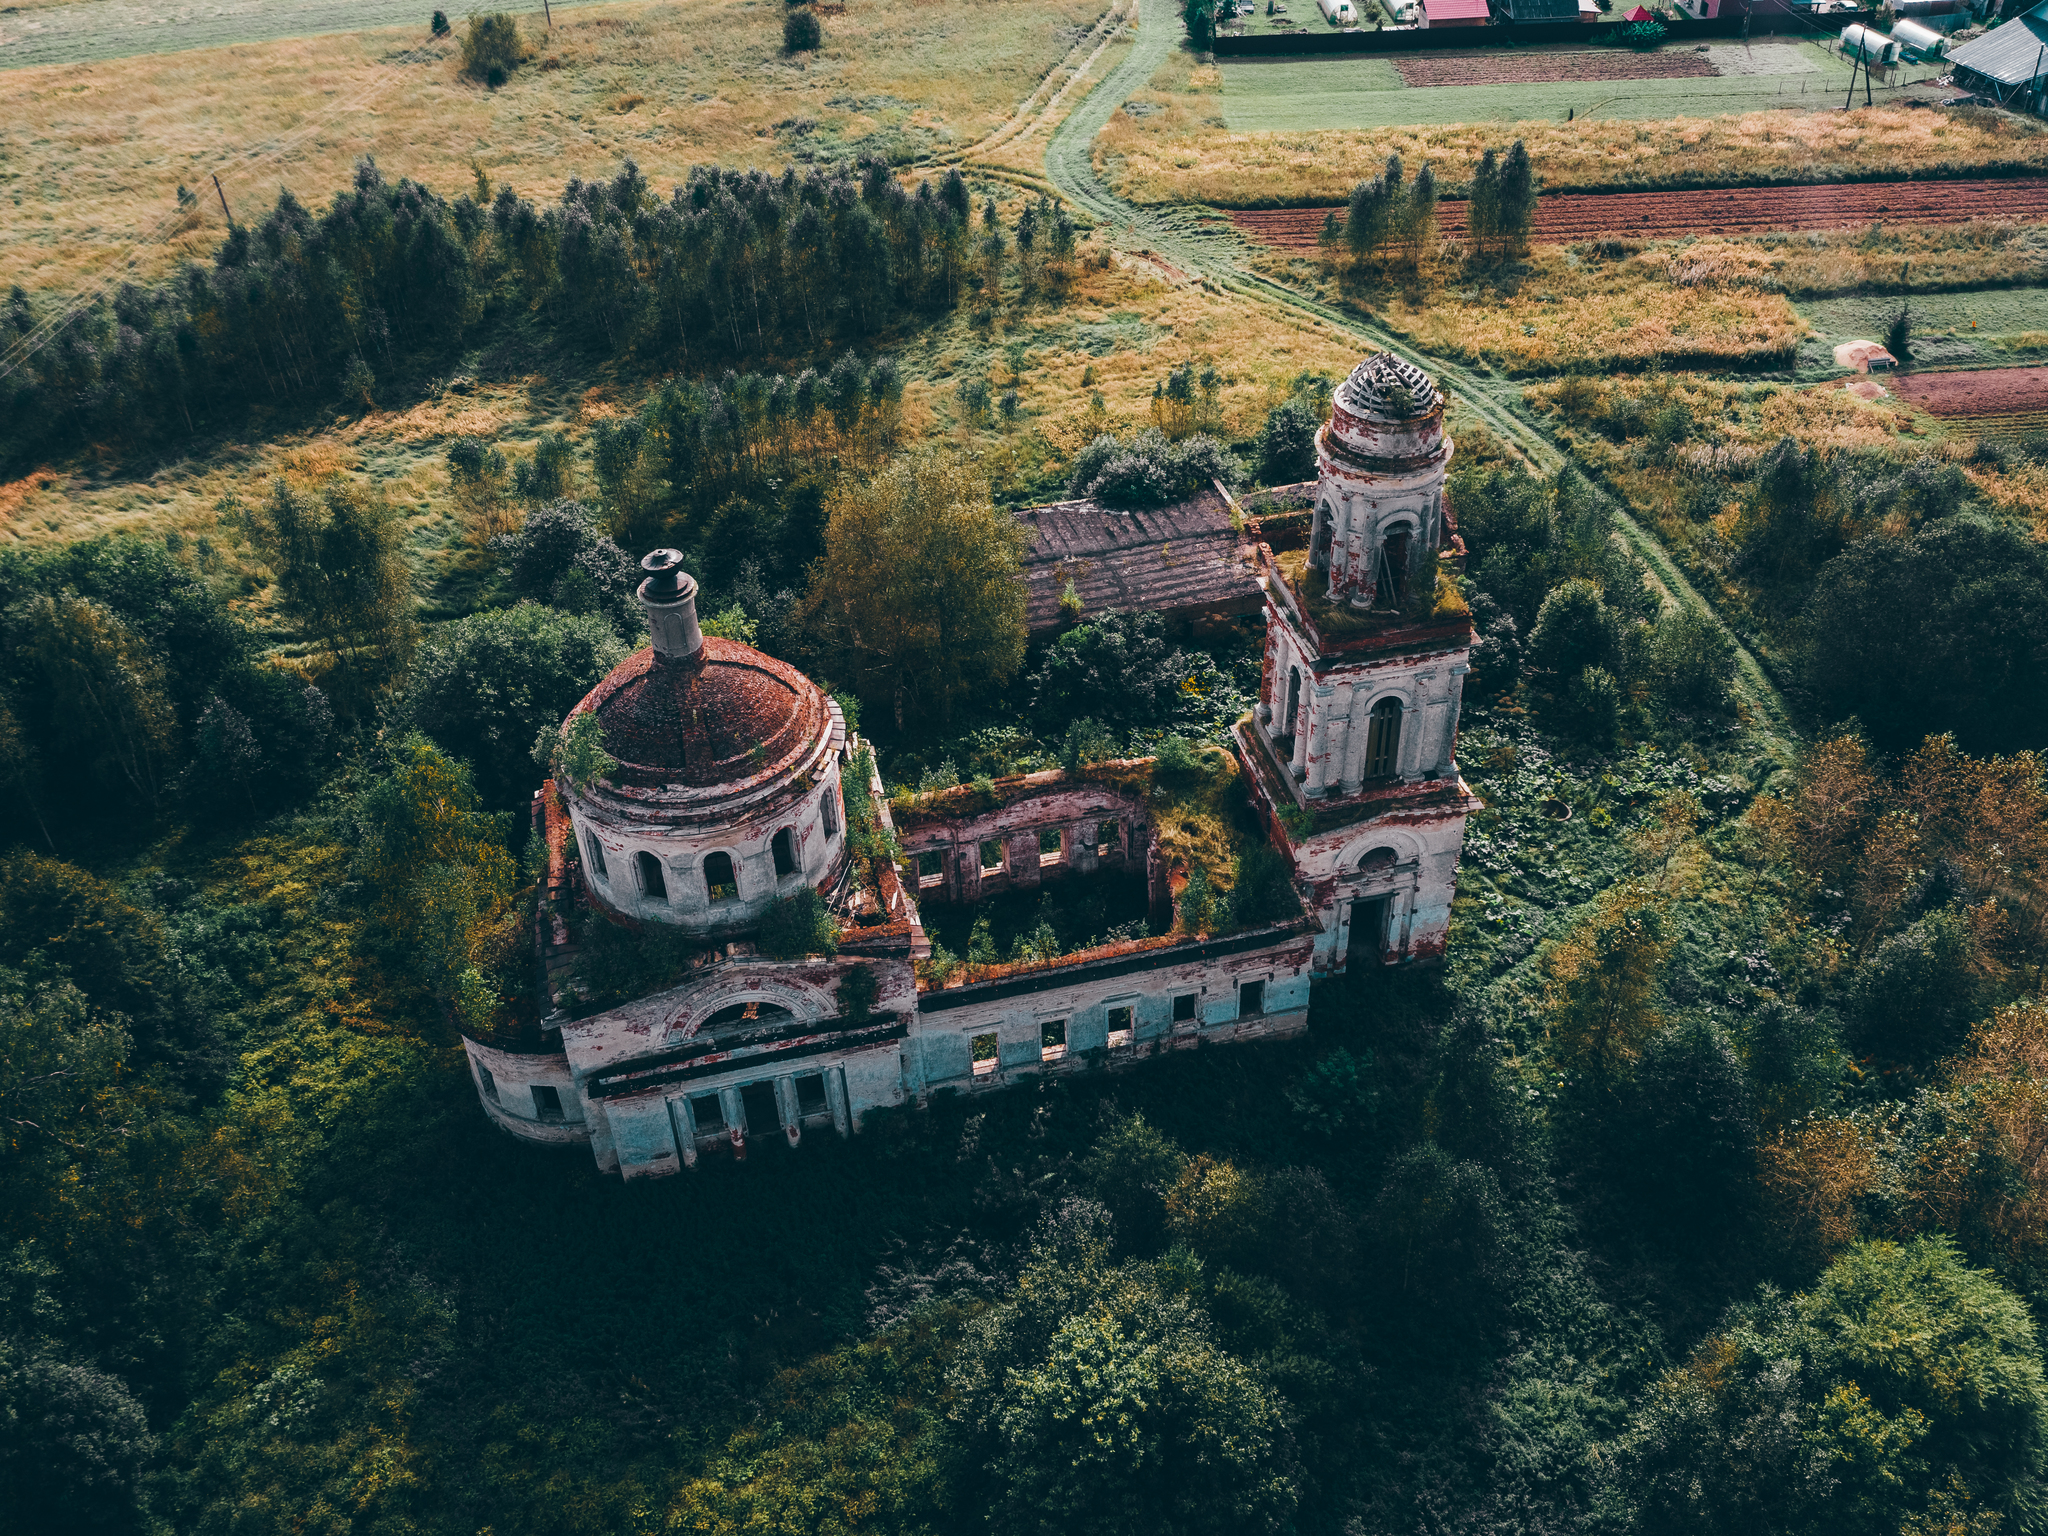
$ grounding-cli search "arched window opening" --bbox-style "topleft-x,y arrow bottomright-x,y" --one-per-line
1365,697 -> 1403,779
584,832 -> 609,883
1311,503 -> 1335,566
636,851 -> 669,901
1360,846 -> 1399,873
772,827 -> 798,879
1376,524 -> 1414,607
1285,666 -> 1302,739
704,852 -> 738,903
821,787 -> 840,838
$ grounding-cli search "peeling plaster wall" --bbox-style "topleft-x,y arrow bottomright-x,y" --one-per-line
463,1038 -> 590,1147
1258,622 -> 1469,800
569,754 -> 849,935
897,781 -> 1154,907
906,934 -> 1315,1093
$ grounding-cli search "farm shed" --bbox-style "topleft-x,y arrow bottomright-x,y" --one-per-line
1014,484 -> 1265,637
1423,0 -> 1492,23
1945,2 -> 2048,100
1892,17 -> 1946,56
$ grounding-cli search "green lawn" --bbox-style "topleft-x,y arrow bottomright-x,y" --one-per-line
1793,286 -> 2048,375
1217,40 -> 1864,130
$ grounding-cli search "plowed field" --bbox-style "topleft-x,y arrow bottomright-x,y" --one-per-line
1391,50 -> 1720,87
1891,366 -> 2048,437
1232,176 -> 2048,247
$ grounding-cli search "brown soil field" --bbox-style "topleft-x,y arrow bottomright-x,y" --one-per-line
1891,365 -> 2048,418
1390,49 -> 1719,87
1231,175 -> 2048,247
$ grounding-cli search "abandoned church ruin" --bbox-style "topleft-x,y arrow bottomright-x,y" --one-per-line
462,352 -> 1481,1178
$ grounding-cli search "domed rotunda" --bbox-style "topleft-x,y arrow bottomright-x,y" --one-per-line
560,550 -> 850,936
1309,352 -> 1454,611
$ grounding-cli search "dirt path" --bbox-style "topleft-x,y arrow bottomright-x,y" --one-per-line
1232,176 -> 2048,248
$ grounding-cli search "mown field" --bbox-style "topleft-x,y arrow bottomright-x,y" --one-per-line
0,0 -> 1107,294
1214,41 -> 1860,132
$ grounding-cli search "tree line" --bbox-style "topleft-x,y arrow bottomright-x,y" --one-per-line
0,155 -> 989,469
1323,144 -> 1536,265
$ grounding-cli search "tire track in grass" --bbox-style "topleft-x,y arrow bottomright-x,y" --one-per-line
1039,0 -> 1795,762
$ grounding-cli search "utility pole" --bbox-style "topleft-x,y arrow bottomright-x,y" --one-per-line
542,0 -> 552,26
212,172 -> 233,224
1843,45 -> 1859,108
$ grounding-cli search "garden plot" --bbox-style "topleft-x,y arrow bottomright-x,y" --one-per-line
1217,39 -> 1860,131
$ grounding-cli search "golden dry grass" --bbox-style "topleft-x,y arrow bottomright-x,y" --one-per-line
0,0 -> 1107,295
1096,104 -> 2048,209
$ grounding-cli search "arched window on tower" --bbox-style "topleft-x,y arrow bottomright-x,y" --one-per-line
1376,524 -> 1414,607
1285,666 -> 1302,740
704,852 -> 738,903
772,827 -> 798,879
1364,697 -> 1403,779
636,851 -> 669,902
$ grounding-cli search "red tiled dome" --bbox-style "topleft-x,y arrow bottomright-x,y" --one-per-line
580,639 -> 826,790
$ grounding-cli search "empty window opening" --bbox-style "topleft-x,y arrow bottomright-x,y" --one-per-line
740,1081 -> 783,1139
689,1092 -> 726,1136
1353,895 -> 1391,963
971,1032 -> 999,1078
1041,1018 -> 1068,1063
636,850 -> 669,901
705,851 -> 738,903
821,788 -> 840,838
1312,502 -> 1334,565
702,1000 -> 795,1033
917,849 -> 946,886
1239,980 -> 1266,1018
1106,1005 -> 1135,1049
794,1072 -> 830,1119
1097,819 -> 1121,852
475,1062 -> 500,1102
531,1084 -> 565,1122
1173,993 -> 1198,1024
1039,827 -> 1064,865
979,839 -> 1006,873
584,832 -> 609,883
1377,526 -> 1413,606
1360,845 -> 1399,872
1365,697 -> 1403,780
772,827 -> 798,879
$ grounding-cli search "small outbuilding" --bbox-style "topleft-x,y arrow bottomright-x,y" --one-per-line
1424,0 -> 1492,25
1834,339 -> 1899,373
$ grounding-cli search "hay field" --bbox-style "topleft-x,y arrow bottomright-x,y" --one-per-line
0,0 -> 1106,295
1097,101 -> 2048,208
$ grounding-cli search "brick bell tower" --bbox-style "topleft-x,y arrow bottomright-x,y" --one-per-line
1238,352 -> 1480,974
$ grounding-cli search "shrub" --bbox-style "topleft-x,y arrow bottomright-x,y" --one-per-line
759,886 -> 840,959
1258,397 -> 1320,484
461,12 -> 522,80
1647,606 -> 1736,711
341,354 -> 375,408
1885,302 -> 1914,364
431,7 -> 450,34
1527,577 -> 1621,679
784,6 -> 822,50
1030,610 -> 1206,731
1568,664 -> 1621,743
1065,428 -> 1242,509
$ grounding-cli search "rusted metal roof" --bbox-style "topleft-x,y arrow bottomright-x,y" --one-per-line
582,639 -> 823,790
1015,485 -> 1263,635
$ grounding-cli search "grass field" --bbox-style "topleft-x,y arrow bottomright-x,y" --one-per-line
1215,41 -> 1861,131
0,0 -> 603,70
0,0 -> 1105,295
1098,97 -> 2048,207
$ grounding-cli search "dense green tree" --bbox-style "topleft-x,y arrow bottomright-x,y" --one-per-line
799,454 -> 1027,727
1028,609 -> 1216,732
1803,517 -> 2048,755
949,1201 -> 1300,1536
390,601 -> 626,811
1528,578 -> 1623,681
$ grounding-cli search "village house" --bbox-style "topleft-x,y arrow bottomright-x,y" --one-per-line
461,352 -> 1481,1177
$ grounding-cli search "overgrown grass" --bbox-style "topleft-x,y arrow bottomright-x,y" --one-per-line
0,0 -> 1106,295
1097,103 -> 2048,208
